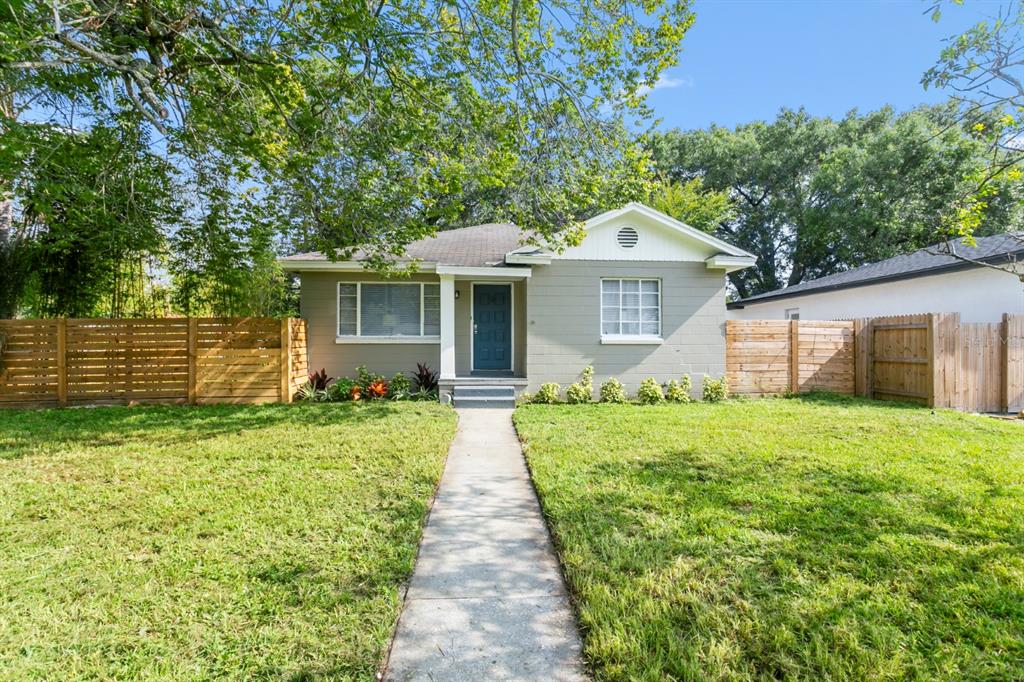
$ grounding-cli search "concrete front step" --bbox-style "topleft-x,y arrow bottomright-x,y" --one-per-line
454,385 -> 516,398
452,396 -> 516,409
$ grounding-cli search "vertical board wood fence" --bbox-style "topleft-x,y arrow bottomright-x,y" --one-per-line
728,314 -> 1024,413
0,317 -> 308,408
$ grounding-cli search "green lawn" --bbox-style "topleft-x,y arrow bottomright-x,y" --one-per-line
514,395 -> 1024,681
0,402 -> 456,681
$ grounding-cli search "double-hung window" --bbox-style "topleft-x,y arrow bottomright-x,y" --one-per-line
601,278 -> 661,341
338,282 -> 441,340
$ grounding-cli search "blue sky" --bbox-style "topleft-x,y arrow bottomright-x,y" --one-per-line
646,0 -> 1004,131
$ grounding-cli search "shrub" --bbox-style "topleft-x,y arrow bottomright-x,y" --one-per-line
665,375 -> 693,403
389,372 -> 412,398
308,368 -> 333,391
599,378 -> 627,403
413,363 -> 439,392
565,366 -> 594,404
702,375 -> 729,403
355,365 -> 384,391
636,377 -> 664,404
297,381 -> 330,402
298,368 -> 334,401
329,377 -> 358,401
407,387 -> 438,401
532,383 -> 561,404
518,392 -> 534,405
366,379 -> 389,400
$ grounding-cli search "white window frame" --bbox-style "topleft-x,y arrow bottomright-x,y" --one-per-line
600,277 -> 663,345
336,281 -> 441,344
785,307 -> 800,320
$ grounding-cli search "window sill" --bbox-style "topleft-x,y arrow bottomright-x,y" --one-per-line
336,336 -> 441,344
600,336 -> 663,345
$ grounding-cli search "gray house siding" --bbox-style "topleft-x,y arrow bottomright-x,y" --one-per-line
300,272 -> 526,380
300,271 -> 440,379
525,260 -> 727,396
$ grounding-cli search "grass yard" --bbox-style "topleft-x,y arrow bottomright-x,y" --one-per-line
0,402 -> 456,681
514,395 -> 1024,681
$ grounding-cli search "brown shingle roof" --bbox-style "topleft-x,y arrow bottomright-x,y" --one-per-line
281,223 -> 532,267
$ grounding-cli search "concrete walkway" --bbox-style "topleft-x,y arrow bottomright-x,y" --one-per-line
384,408 -> 587,681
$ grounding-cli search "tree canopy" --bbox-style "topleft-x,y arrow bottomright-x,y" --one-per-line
1,0 -> 694,316
923,0 -> 1024,277
650,105 -> 1024,298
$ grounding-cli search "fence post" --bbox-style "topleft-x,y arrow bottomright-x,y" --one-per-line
280,318 -> 292,403
1005,314 -> 1024,414
853,319 -> 866,397
56,317 -> 67,407
1002,313 -> 1009,414
926,314 -> 937,408
187,318 -> 198,405
789,319 -> 800,394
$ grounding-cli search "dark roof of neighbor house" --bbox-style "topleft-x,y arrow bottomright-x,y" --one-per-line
280,223 -> 531,268
728,232 -> 1024,308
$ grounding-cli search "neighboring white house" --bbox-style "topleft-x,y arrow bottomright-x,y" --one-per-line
728,233 -> 1024,324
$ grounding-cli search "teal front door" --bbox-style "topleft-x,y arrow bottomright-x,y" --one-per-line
473,285 -> 512,371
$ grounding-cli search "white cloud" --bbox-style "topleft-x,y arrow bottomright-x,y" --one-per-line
637,74 -> 694,96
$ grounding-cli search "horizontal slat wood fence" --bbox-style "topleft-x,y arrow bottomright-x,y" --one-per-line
0,317 -> 308,408
726,320 -> 856,397
728,313 -> 1024,414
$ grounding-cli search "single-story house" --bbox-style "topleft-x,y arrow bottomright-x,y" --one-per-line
728,233 -> 1024,323
280,203 -> 755,404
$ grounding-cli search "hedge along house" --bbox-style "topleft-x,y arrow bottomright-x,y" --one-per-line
280,203 -> 755,406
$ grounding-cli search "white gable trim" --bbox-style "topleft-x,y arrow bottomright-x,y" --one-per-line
583,203 -> 755,259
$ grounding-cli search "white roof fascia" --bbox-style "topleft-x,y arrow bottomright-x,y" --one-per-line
278,260 -> 437,273
435,265 -> 533,278
705,254 -> 757,273
504,253 -> 552,265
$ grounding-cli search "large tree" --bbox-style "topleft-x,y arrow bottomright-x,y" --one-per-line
650,106 -> 1023,298
1,0 -> 694,316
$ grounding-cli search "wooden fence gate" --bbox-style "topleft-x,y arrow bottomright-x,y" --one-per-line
0,317 -> 308,409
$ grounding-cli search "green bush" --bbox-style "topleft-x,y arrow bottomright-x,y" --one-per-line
532,383 -> 561,404
665,375 -> 693,403
329,377 -> 358,401
565,366 -> 594,404
636,377 -> 664,404
702,375 -> 729,403
389,371 -> 412,398
599,378 -> 627,403
355,365 -> 384,391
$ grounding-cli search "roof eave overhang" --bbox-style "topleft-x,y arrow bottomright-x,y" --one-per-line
436,265 -> 532,278
504,253 -> 552,265
278,260 -> 437,273
705,254 -> 757,273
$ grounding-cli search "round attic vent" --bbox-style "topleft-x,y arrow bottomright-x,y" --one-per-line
617,226 -> 639,248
